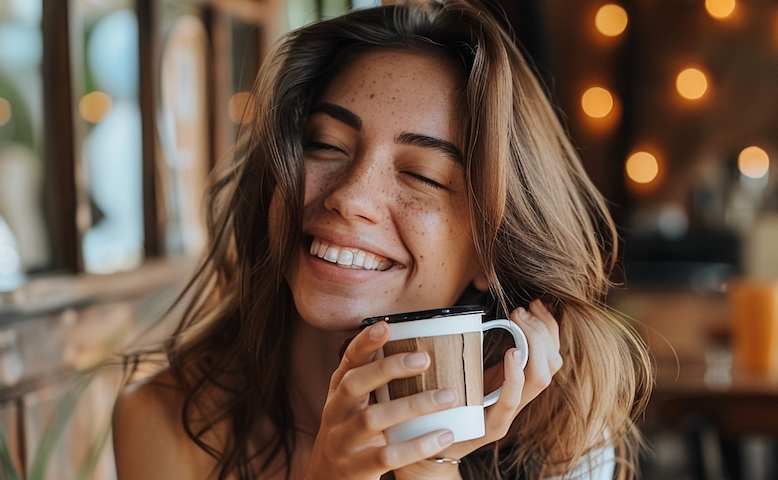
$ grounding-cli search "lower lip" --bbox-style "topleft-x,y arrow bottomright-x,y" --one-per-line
302,248 -> 396,284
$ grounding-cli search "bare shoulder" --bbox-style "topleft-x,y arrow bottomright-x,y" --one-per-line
113,369 -> 220,480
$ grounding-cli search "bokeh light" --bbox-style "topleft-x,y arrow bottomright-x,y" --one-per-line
79,91 -> 113,123
626,151 -> 659,184
595,4 -> 629,37
676,68 -> 708,100
228,92 -> 256,125
738,146 -> 770,178
0,98 -> 11,127
706,0 -> 736,19
582,86 -> 615,118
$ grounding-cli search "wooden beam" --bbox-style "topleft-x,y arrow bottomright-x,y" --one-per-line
42,0 -> 81,273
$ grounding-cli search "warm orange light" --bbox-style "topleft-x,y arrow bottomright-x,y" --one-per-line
626,151 -> 659,184
581,86 -> 614,118
676,68 -> 708,100
738,146 -> 770,178
79,91 -> 113,123
706,0 -> 735,19
0,98 -> 11,127
595,4 -> 628,37
228,92 -> 256,125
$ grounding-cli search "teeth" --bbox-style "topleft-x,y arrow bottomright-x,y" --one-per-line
323,246 -> 339,263
353,251 -> 366,267
310,237 -> 392,271
337,250 -> 354,265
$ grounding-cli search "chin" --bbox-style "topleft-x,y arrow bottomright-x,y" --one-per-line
294,299 -> 374,332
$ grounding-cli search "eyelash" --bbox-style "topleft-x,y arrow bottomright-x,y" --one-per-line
403,171 -> 445,190
304,141 -> 345,153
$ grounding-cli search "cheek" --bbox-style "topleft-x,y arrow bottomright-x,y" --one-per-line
397,193 -> 475,262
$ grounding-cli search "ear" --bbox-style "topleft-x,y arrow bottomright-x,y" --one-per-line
473,270 -> 489,292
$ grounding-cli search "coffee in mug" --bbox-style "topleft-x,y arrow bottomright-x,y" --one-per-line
361,306 -> 529,444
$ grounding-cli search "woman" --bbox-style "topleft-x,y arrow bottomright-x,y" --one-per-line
113,1 -> 652,479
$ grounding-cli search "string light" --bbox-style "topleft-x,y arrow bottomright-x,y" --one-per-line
706,0 -> 736,19
626,151 -> 659,184
79,91 -> 113,123
676,68 -> 708,100
738,146 -> 770,178
581,86 -> 614,118
0,98 -> 11,127
595,4 -> 629,37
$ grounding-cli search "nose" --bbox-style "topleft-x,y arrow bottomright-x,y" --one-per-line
323,154 -> 390,224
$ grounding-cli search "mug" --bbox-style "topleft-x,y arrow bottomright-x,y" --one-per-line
361,306 -> 529,444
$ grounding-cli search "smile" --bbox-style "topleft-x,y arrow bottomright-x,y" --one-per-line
309,237 -> 394,271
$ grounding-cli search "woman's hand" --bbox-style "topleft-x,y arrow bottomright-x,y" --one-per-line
305,320 -> 461,480
393,300 -> 563,479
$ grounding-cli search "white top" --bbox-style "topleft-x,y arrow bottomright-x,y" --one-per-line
543,444 -> 616,480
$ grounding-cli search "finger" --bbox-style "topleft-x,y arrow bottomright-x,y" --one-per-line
349,388 -> 459,435
529,299 -> 560,350
330,321 -> 390,391
482,348 -> 526,441
512,310 -> 555,395
440,348 -> 529,458
357,429 -> 455,473
513,307 -> 563,374
333,350 -> 431,404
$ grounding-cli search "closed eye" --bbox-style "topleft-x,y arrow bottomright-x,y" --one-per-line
304,141 -> 346,154
402,171 -> 445,190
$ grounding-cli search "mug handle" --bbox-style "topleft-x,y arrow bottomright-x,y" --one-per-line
481,319 -> 529,407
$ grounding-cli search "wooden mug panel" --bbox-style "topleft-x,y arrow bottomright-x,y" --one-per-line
383,332 -> 482,407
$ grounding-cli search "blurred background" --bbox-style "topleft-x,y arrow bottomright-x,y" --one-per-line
1,0 -> 777,478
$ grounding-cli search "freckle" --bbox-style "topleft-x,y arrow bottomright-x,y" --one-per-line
369,93 -> 375,98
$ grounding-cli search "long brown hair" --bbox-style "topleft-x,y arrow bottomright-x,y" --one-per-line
149,2 -> 653,479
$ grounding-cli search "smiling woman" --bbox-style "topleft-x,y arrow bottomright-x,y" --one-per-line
112,1 -> 652,480
284,49 -> 485,328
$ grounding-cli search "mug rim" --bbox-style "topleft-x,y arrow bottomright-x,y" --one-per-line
360,305 -> 485,329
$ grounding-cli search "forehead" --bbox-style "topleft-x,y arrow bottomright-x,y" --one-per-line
316,48 -> 465,136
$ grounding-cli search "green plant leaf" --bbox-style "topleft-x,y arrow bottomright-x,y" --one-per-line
27,373 -> 95,480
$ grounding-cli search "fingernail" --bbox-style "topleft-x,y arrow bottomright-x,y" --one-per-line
404,352 -> 428,369
518,308 -> 529,320
433,388 -> 456,405
437,431 -> 454,447
369,321 -> 386,340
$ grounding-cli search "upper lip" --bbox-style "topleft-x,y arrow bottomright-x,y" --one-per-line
304,228 -> 407,269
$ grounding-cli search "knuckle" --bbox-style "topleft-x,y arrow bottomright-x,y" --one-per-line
377,357 -> 395,377
359,407 -> 381,432
551,354 -> 564,372
340,371 -> 360,397
529,370 -> 553,390
376,447 -> 396,470
409,393 -> 432,414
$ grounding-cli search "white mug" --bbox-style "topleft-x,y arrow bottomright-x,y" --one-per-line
361,306 -> 529,444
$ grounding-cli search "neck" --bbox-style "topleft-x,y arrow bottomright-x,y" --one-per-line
288,314 -> 357,436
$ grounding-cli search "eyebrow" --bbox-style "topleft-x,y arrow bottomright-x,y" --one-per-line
396,132 -> 464,164
309,102 -> 463,163
309,103 -> 362,131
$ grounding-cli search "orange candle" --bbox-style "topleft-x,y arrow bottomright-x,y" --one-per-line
730,280 -> 778,374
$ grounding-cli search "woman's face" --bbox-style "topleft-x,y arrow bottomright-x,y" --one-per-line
281,48 -> 488,331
